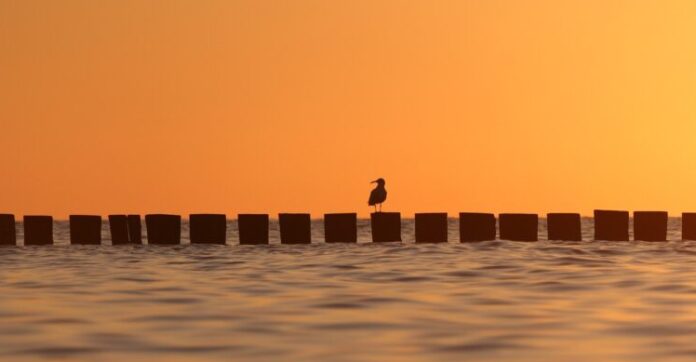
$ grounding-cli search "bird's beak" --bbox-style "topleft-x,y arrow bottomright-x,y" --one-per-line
370,180 -> 377,183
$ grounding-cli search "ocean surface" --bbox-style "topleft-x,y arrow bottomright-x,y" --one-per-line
2,218 -> 696,361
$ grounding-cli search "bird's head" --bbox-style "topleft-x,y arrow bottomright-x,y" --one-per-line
371,178 -> 385,186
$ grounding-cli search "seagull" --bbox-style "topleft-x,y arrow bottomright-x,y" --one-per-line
368,178 -> 387,212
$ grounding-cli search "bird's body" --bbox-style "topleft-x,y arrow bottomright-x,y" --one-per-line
368,178 -> 387,212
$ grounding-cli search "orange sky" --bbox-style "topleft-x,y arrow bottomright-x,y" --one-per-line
2,0 -> 696,218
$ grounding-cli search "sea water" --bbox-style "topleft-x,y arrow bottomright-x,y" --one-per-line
1,218 -> 696,361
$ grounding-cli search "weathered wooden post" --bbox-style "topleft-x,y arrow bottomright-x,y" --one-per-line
189,214 -> 227,244
547,213 -> 582,241
324,213 -> 357,243
459,213 -> 496,242
111,214 -> 142,244
415,213 -> 448,243
69,215 -> 102,245
371,212 -> 401,242
682,213 -> 696,240
0,214 -> 16,245
594,210 -> 629,241
109,215 -> 129,244
23,216 -> 53,245
128,215 -> 142,244
634,211 -> 668,241
279,213 -> 311,244
499,213 -> 538,241
238,214 -> 269,245
145,214 -> 181,245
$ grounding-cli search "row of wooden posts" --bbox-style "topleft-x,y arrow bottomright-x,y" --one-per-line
0,210 -> 694,245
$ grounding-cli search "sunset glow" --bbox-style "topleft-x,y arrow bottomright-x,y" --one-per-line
2,0 -> 696,217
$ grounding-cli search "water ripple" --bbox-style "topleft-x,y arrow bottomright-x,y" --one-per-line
0,220 -> 693,361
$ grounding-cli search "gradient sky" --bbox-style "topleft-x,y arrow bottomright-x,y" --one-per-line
2,0 -> 696,218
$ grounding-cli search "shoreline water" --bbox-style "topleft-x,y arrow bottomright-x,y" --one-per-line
2,230 -> 696,361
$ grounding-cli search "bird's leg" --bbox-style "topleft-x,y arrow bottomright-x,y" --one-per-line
373,205 -> 377,213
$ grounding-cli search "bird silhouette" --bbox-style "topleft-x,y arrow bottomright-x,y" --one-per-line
368,178 -> 387,212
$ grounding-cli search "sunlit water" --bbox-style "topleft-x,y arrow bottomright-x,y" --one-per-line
2,218 -> 696,361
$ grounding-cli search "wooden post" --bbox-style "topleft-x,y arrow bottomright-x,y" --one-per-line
279,213 -> 311,244
69,215 -> 102,245
110,215 -> 141,244
109,215 -> 129,244
238,214 -> 269,245
634,211 -> 668,241
415,213 -> 448,243
459,213 -> 496,242
0,214 -> 16,245
371,212 -> 401,242
499,213 -> 538,241
189,214 -> 227,244
23,216 -> 53,245
324,213 -> 357,243
145,214 -> 181,245
128,215 -> 142,244
682,213 -> 696,240
594,210 -> 629,241
547,213 -> 582,241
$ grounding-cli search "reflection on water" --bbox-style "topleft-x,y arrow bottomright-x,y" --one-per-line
1,219 -> 696,361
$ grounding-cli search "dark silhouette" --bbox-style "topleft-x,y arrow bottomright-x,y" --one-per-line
69,215 -> 102,245
6,209 -> 691,244
238,214 -> 269,245
682,213 -> 696,240
279,213 -> 312,244
190,214 -> 227,244
459,213 -> 496,242
324,213 -> 357,243
0,214 -> 16,245
110,214 -> 142,244
415,213 -> 448,243
23,216 -> 53,245
499,213 -> 538,241
145,214 -> 181,245
368,178 -> 387,212
594,210 -> 629,241
128,215 -> 142,244
547,213 -> 582,241
371,212 -> 401,242
634,211 -> 668,241
109,215 -> 129,244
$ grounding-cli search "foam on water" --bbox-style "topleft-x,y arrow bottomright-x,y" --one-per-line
1,218 -> 695,361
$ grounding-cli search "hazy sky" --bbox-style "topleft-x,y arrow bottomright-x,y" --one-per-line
2,0 -> 696,217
